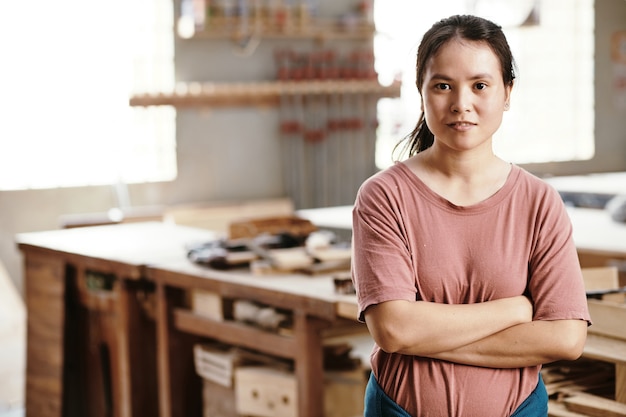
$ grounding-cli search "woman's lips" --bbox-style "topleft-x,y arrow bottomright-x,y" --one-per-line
447,121 -> 476,131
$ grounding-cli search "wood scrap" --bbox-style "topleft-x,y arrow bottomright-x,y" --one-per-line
562,392 -> 626,417
250,257 -> 350,276
308,246 -> 351,262
543,358 -> 615,398
232,299 -> 291,331
228,215 -> 318,240
304,258 -> 351,275
549,400 -> 592,417
266,247 -> 315,270
543,356 -> 625,417
587,299 -> 626,340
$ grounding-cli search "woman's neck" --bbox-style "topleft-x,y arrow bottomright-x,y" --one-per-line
405,145 -> 511,206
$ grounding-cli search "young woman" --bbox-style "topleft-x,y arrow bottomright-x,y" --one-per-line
351,15 -> 591,416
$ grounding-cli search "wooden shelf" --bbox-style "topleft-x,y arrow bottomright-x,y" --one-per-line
129,79 -> 401,108
174,308 -> 296,359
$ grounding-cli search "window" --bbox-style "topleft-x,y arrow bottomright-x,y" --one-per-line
373,0 -> 594,169
0,0 -> 176,190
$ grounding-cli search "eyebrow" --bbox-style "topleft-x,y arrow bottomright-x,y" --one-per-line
429,73 -> 495,81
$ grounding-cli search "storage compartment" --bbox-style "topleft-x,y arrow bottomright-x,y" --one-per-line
73,268 -> 158,417
202,378 -> 239,417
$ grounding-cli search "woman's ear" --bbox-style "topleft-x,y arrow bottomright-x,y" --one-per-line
504,83 -> 513,111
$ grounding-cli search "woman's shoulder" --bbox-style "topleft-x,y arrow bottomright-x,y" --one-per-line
360,162 -> 413,190
355,162 -> 414,207
514,165 -> 559,191
511,165 -> 564,206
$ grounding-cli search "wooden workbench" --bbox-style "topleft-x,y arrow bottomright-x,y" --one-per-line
16,221 -> 364,417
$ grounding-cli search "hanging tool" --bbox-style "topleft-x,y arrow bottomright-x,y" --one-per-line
302,88 -> 324,208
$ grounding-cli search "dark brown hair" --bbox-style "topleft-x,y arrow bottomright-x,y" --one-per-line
395,15 -> 517,158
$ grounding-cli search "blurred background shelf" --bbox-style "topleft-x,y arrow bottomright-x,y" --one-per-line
129,80 -> 401,108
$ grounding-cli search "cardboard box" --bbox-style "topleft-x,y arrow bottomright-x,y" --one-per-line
192,290 -> 225,321
234,366 -> 366,417
235,366 -> 296,417
194,343 -> 245,388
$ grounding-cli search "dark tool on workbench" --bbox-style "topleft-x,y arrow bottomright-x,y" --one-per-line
586,286 -> 626,300
187,233 -> 302,270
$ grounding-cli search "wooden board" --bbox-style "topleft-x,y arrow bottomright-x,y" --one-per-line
583,267 -> 619,290
549,400 -> 593,417
163,198 -> 294,236
587,300 -> 626,340
583,267 -> 625,302
563,392 -> 626,416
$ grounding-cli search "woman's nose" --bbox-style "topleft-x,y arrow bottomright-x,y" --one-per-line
450,89 -> 472,113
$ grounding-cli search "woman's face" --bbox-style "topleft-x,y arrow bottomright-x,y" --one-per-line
421,38 -> 512,154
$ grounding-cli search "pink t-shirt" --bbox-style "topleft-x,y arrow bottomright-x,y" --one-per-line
351,162 -> 590,416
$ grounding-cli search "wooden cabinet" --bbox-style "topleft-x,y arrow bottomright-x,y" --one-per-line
147,258 -> 366,417
16,223 -> 217,417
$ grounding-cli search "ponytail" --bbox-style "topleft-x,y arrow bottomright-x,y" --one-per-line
393,113 -> 434,161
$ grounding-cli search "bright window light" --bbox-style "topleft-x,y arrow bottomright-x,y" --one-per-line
0,0 -> 176,190
374,0 -> 594,169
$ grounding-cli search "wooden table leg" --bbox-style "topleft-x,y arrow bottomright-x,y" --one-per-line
124,280 -> 159,417
23,251 -> 66,417
155,284 -> 202,417
293,310 -> 330,417
155,283 -> 173,417
617,364 -> 626,403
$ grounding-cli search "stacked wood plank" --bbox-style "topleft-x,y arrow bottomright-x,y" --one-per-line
543,267 -> 626,416
543,358 -> 626,416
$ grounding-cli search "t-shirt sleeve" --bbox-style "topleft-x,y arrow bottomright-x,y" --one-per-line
527,185 -> 591,325
351,175 -> 418,322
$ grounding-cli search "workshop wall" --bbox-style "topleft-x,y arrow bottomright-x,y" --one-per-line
1,0 -> 625,296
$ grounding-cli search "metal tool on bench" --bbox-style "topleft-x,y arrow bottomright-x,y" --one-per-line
586,286 -> 626,300
187,232 -> 302,270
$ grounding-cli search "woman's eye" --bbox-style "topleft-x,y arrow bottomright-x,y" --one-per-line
475,82 -> 487,90
435,83 -> 451,90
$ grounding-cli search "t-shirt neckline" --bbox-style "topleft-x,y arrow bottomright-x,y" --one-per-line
394,161 -> 520,213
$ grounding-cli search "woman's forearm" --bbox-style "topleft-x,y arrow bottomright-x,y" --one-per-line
365,296 -> 533,355
427,319 -> 588,368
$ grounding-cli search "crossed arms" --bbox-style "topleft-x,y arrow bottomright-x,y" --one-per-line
364,297 -> 588,368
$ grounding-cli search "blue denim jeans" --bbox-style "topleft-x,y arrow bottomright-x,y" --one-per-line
510,373 -> 548,417
364,371 -> 548,417
364,372 -> 411,417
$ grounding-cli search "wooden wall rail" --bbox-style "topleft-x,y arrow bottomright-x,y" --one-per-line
184,19 -> 376,41
129,80 -> 401,108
